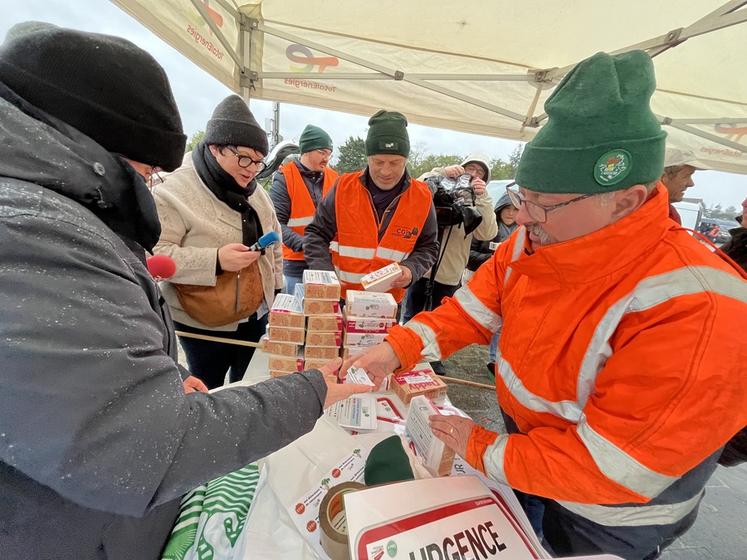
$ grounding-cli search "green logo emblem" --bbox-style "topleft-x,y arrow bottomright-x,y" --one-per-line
386,540 -> 398,557
594,149 -> 632,186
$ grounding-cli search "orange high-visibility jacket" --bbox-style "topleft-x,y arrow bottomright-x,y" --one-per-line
331,172 -> 431,302
386,184 -> 747,528
280,163 -> 337,261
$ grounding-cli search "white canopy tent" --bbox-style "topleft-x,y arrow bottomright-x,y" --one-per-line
112,0 -> 747,174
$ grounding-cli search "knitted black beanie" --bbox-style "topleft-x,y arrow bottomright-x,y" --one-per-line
0,22 -> 186,171
204,95 -> 269,156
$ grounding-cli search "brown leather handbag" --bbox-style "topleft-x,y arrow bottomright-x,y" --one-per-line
172,262 -> 264,327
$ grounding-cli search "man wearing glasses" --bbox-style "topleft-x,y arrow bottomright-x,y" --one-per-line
152,94 -> 284,389
270,124 -> 338,295
350,51 -> 747,558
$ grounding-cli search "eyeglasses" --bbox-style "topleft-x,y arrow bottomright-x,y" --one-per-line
315,149 -> 333,157
225,147 -> 267,172
506,185 -> 593,224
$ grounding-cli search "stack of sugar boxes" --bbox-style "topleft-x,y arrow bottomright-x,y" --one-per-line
264,270 -> 342,376
297,270 -> 343,371
342,290 -> 398,360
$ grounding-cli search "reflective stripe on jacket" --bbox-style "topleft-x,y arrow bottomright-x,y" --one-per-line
385,184 -> 747,540
280,163 -> 337,261
331,172 -> 432,302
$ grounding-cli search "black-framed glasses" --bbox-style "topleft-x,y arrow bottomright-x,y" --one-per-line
225,147 -> 267,172
506,185 -> 593,224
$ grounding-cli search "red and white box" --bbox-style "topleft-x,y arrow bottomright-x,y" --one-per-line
344,331 -> 387,347
406,395 -> 456,477
268,293 -> 305,329
391,365 -> 448,405
346,290 -> 397,319
303,269 -> 341,300
360,262 -> 403,293
344,315 -> 396,334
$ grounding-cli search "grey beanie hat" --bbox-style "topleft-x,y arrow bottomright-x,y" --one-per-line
204,94 -> 268,155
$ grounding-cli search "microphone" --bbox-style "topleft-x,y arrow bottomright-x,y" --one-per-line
146,254 -> 176,280
248,231 -> 280,252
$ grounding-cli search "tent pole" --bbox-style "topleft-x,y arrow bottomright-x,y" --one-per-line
660,118 -> 747,153
188,0 -> 243,69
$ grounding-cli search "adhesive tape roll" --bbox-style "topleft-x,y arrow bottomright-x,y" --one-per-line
319,481 -> 365,560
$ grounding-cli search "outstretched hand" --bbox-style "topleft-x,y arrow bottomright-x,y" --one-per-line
319,358 -> 373,409
343,342 -> 401,390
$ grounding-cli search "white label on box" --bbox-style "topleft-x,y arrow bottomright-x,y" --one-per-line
345,366 -> 375,386
327,394 -> 378,430
271,292 -> 303,313
405,396 -> 445,474
303,269 -> 340,286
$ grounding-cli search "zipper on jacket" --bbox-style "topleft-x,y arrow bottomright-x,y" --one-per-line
361,185 -> 404,240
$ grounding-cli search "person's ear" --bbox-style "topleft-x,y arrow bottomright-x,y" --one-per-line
613,185 -> 648,220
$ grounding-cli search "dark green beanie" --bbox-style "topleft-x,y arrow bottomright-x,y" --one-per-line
364,435 -> 415,486
299,124 -> 333,153
365,110 -> 410,157
516,50 -> 666,194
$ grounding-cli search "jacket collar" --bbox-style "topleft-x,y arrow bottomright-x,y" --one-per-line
511,183 -> 674,284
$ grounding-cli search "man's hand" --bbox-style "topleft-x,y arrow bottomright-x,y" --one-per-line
218,243 -> 261,272
344,342 -> 401,389
443,165 -> 465,178
390,264 -> 413,289
471,177 -> 487,197
429,415 -> 477,458
183,375 -> 209,394
319,358 -> 373,408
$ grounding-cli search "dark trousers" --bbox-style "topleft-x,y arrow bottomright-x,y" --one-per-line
402,277 -> 460,323
174,314 -> 267,389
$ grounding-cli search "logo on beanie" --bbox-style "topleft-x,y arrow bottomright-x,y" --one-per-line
594,149 -> 632,186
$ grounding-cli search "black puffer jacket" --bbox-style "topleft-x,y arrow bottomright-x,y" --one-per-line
468,193 -> 518,271
0,82 -> 327,559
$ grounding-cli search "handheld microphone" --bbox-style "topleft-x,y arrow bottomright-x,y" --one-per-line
248,231 -> 280,252
146,254 -> 177,280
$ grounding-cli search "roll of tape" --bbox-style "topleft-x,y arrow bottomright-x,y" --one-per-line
319,481 -> 365,560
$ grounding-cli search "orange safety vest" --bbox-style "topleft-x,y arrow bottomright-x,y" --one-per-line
281,162 -> 337,261
331,172 -> 431,302
385,183 -> 747,529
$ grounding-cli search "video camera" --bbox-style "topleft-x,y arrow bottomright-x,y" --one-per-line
433,173 -> 483,234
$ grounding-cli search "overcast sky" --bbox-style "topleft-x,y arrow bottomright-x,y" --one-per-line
2,0 -> 745,210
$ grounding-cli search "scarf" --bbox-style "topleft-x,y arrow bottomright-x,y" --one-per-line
192,142 -> 262,246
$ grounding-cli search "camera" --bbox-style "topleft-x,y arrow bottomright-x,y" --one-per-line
432,173 -> 483,234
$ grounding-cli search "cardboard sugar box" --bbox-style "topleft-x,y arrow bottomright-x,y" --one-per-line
302,269 -> 341,300
306,330 -> 342,348
307,313 -> 344,333
341,345 -> 367,360
406,395 -> 455,477
267,353 -> 304,373
267,325 -> 305,344
391,364 -> 448,405
304,298 -> 341,316
268,293 -> 305,329
360,262 -> 403,292
304,357 -> 334,370
343,331 -> 387,347
304,345 -> 340,360
270,370 -> 296,378
344,315 -> 396,334
261,336 -> 300,357
346,290 -> 397,319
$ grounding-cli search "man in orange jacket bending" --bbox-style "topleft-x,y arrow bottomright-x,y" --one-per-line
350,51 -> 747,560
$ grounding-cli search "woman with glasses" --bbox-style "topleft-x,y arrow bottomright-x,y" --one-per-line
152,95 -> 283,389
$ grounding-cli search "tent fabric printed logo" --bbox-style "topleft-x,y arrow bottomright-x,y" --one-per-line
286,43 -> 339,72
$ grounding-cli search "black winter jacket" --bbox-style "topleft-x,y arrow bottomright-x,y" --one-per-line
0,83 -> 326,559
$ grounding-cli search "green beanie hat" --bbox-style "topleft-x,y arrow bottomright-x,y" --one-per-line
365,110 -> 410,157
364,435 -> 415,486
299,124 -> 333,153
516,50 -> 666,194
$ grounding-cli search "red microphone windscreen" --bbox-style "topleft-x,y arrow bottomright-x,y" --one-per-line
146,255 -> 176,280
